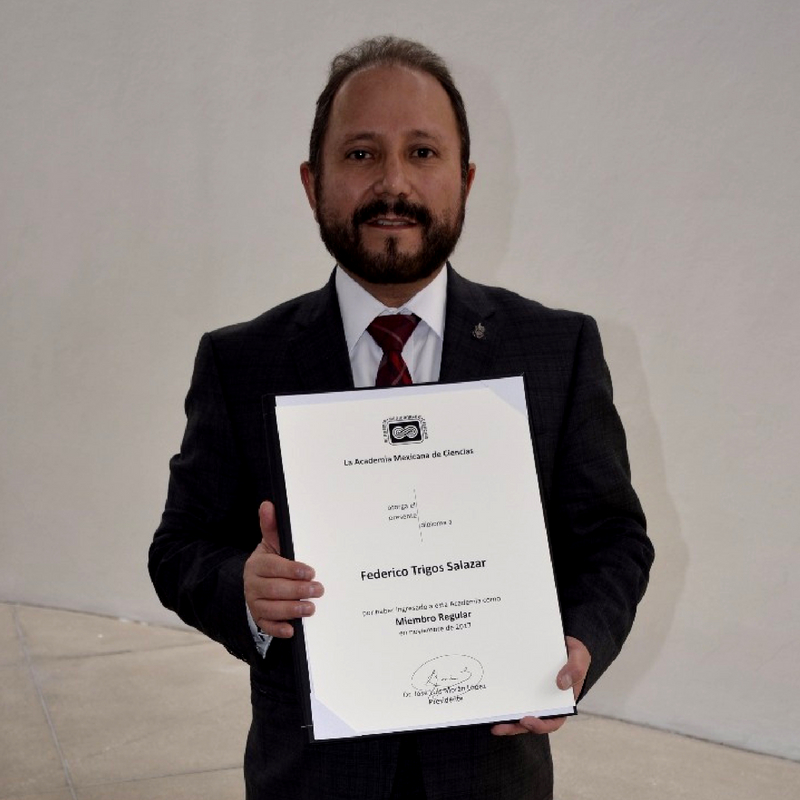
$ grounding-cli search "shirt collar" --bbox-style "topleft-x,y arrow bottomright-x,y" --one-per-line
335,265 -> 448,355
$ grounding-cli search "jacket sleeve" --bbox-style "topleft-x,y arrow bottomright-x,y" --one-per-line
549,316 -> 654,696
148,333 -> 260,664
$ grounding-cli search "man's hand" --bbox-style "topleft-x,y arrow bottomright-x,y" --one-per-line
244,501 -> 324,638
491,636 -> 590,736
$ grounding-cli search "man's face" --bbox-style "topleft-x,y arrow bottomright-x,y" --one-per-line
302,65 -> 475,285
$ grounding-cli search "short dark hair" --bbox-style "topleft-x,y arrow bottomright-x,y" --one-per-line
308,36 -> 471,183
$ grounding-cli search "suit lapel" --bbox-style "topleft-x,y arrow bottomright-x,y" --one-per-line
287,273 -> 355,392
440,266 -> 500,382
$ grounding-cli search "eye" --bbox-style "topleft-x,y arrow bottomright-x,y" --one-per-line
413,147 -> 436,159
346,149 -> 372,161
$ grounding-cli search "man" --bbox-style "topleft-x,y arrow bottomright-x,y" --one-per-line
149,36 -> 653,800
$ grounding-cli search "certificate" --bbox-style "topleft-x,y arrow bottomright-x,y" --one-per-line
266,376 -> 574,740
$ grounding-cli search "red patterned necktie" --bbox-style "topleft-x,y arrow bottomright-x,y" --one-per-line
367,314 -> 421,387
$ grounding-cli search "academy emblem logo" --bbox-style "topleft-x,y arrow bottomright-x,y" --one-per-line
383,415 -> 427,445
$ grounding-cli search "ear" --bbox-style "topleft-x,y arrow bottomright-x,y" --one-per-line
300,162 -> 318,217
464,163 -> 477,200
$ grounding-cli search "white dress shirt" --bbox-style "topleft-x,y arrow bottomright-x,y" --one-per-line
336,264 -> 447,387
248,265 -> 449,654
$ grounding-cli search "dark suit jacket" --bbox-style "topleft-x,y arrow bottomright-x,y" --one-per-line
149,267 -> 653,800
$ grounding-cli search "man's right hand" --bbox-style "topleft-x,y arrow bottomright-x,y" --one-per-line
244,501 -> 324,638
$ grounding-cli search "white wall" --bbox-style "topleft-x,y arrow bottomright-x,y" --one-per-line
2,0 -> 798,761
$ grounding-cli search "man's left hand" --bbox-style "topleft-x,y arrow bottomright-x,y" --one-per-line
490,636 -> 590,736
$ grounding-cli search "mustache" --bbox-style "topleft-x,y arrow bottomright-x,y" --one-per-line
352,199 -> 433,228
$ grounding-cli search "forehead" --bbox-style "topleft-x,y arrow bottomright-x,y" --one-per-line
326,64 -> 459,146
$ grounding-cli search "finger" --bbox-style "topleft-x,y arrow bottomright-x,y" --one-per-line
259,501 -> 281,556
255,619 -> 296,639
491,715 -> 567,736
251,551 -> 317,583
253,599 -> 318,624
251,577 -> 324,601
252,597 -> 319,639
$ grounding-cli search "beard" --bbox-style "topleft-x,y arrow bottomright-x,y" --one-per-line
315,192 -> 466,285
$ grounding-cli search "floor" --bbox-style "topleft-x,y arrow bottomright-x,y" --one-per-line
1,603 -> 797,799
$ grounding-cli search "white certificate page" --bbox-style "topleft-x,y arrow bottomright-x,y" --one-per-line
273,376 -> 574,740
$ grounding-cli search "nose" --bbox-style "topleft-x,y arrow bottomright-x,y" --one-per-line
374,153 -> 411,198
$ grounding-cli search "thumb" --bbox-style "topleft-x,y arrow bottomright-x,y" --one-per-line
557,636 -> 591,696
557,666 -> 575,691
258,501 -> 281,556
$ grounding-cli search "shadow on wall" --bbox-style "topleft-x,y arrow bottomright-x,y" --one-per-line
450,57 -> 518,284
582,319 -> 687,716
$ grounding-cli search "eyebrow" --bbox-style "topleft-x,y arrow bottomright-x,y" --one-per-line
338,129 -> 445,147
339,132 -> 379,147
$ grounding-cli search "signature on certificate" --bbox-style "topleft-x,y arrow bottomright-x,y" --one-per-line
411,654 -> 484,696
